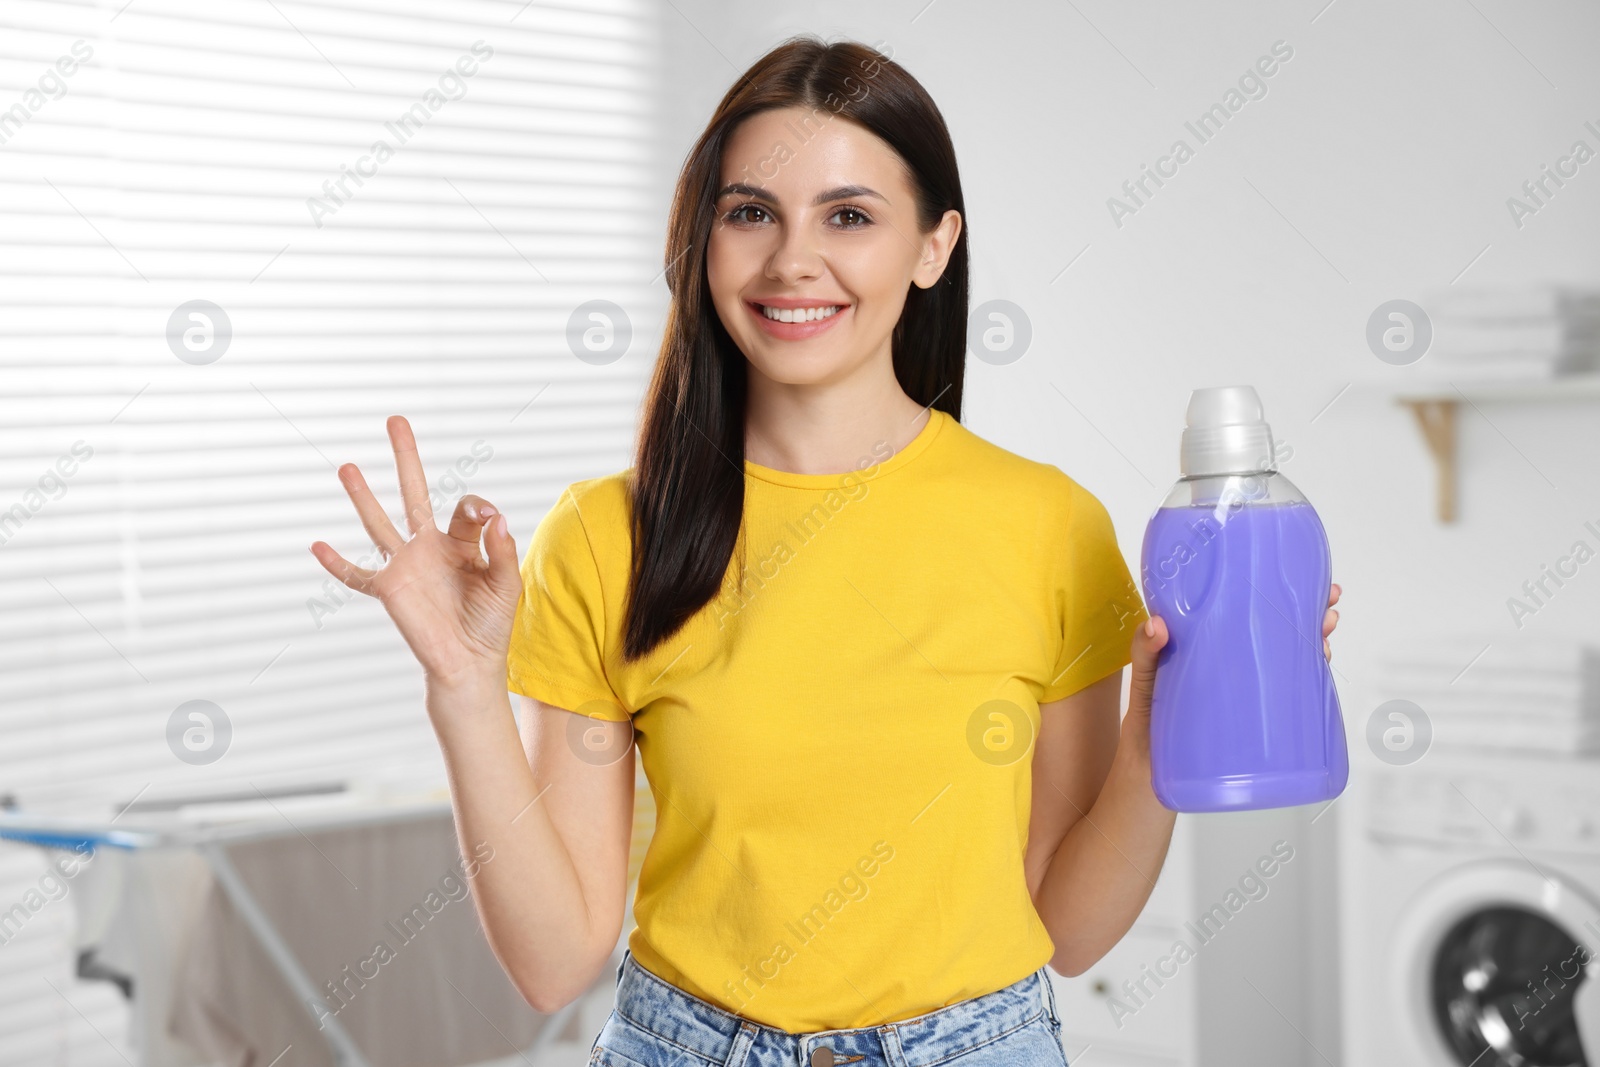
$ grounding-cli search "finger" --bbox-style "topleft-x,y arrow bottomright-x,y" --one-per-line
1322,607 -> 1339,639
387,415 -> 435,536
1127,615 -> 1169,716
446,494 -> 495,546
482,512 -> 523,599
338,463 -> 404,556
310,541 -> 377,594
1324,636 -> 1333,663
1328,582 -> 1342,607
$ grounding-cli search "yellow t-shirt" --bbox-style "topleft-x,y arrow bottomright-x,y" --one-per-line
505,407 -> 1148,1033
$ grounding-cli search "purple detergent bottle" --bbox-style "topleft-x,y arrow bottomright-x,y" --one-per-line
1140,385 -> 1348,813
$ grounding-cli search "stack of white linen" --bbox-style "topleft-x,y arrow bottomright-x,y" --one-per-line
1416,286 -> 1600,382
1375,636 -> 1600,754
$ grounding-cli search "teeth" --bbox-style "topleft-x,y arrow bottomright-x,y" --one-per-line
760,304 -> 843,323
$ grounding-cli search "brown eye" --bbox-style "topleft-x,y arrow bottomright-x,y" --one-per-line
725,204 -> 768,224
830,206 -> 872,228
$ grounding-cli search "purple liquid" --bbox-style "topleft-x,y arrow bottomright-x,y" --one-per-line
1140,500 -> 1348,812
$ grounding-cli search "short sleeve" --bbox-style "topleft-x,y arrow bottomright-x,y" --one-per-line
505,486 -> 631,720
1038,479 -> 1150,703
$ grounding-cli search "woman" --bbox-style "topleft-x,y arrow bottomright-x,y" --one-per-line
311,35 -> 1340,1067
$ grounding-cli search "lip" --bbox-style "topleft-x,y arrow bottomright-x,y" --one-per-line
745,299 -> 850,340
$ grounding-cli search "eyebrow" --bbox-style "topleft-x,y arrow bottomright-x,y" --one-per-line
714,182 -> 886,207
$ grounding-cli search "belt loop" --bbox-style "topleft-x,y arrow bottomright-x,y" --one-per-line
723,1021 -> 757,1067
877,1024 -> 907,1067
1039,968 -> 1060,1028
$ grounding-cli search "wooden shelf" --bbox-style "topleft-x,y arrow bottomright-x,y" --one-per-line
1393,373 -> 1600,523
1394,373 -> 1600,405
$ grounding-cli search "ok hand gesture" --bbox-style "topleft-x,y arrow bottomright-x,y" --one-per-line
310,416 -> 522,690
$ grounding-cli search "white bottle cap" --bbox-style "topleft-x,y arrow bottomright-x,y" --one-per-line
1180,385 -> 1277,477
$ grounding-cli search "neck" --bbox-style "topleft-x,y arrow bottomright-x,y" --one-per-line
743,368 -> 931,476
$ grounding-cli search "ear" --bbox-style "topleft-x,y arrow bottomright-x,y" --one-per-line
911,208 -> 962,289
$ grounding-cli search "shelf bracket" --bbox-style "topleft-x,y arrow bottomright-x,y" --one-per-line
1398,398 -> 1458,523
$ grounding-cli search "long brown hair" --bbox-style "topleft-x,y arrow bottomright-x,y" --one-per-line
622,35 -> 970,661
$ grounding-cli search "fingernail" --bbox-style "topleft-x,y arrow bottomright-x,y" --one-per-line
495,514 -> 507,536
480,504 -> 496,518
1143,618 -> 1155,637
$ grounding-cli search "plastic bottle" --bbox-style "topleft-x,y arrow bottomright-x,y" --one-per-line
1139,385 -> 1349,812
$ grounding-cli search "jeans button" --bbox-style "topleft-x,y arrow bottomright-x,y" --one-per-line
810,1047 -> 835,1067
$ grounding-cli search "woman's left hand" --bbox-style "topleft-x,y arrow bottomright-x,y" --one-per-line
1322,582 -> 1341,662
1124,581 -> 1342,756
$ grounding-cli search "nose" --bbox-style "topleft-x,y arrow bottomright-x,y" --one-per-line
764,219 -> 824,286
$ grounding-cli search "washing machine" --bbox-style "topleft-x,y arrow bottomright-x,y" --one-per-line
1341,750 -> 1600,1065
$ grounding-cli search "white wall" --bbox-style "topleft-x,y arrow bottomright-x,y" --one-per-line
654,1 -> 1600,1062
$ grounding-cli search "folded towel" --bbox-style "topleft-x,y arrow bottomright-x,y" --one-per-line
1431,719 -> 1600,754
1375,699 -> 1594,720
1412,359 -> 1575,383
1425,285 -> 1600,321
1378,637 -> 1600,676
1375,665 -> 1585,703
1377,638 -> 1600,747
1377,709 -> 1594,730
1429,320 -> 1568,356
1416,285 -> 1600,378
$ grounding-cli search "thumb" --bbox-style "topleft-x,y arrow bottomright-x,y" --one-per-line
1127,614 -> 1169,719
482,512 -> 523,602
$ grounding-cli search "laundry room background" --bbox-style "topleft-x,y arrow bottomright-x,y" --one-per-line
2,0 -> 1598,1064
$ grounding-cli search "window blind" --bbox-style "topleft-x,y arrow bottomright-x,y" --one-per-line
0,0 -> 660,1059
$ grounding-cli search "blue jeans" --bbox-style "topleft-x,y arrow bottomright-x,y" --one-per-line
590,949 -> 1070,1067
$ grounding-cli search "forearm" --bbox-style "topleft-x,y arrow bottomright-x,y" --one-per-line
425,672 -> 605,1011
1034,716 -> 1177,976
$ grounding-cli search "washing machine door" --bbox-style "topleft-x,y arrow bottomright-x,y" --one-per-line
1389,859 -> 1600,1066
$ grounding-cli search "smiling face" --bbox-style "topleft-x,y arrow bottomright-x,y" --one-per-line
706,106 -> 961,393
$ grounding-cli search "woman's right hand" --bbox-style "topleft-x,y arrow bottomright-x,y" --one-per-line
310,415 -> 523,690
